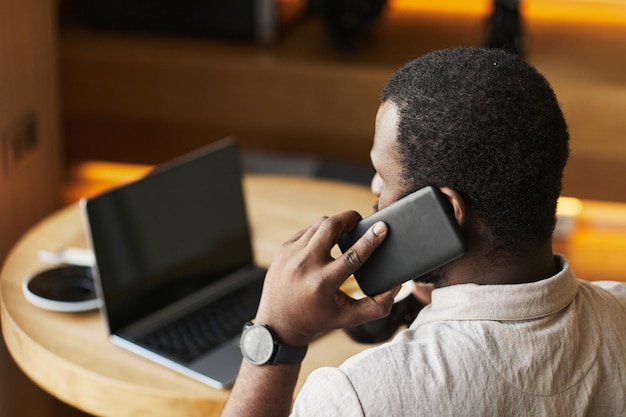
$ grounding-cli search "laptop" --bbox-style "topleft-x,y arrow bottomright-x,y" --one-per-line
80,137 -> 266,389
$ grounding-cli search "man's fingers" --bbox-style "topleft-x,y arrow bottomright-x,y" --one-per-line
306,211 -> 362,251
327,221 -> 388,281
344,220 -> 387,270
337,286 -> 397,329
284,216 -> 328,244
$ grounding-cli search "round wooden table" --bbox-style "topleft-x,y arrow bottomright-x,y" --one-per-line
0,174 -> 378,417
3,174 -> 626,416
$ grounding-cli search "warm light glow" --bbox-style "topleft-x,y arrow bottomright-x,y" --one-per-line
524,0 -> 626,26
557,196 -> 584,218
579,199 -> 626,228
556,196 -> 626,229
64,163 -> 626,235
70,161 -> 153,183
390,0 -> 491,16
390,0 -> 626,25
64,161 -> 155,203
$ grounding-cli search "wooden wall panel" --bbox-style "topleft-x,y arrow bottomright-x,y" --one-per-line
0,2 -> 81,417
0,0 -> 63,262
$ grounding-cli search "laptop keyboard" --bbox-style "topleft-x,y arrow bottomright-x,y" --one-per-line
137,277 -> 263,364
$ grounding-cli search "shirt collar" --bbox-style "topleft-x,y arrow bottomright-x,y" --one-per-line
411,255 -> 578,327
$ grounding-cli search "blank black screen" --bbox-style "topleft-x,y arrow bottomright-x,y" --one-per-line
84,140 -> 253,333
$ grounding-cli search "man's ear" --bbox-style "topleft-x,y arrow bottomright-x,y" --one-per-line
439,187 -> 468,226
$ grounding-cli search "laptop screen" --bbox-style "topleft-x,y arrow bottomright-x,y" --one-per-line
83,139 -> 253,333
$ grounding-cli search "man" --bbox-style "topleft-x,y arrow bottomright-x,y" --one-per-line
221,48 -> 626,416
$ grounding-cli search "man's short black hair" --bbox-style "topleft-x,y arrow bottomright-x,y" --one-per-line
382,47 -> 569,254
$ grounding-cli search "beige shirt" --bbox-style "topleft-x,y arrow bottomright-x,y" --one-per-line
292,257 -> 626,416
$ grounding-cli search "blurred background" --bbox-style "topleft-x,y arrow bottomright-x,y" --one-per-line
1,0 -> 625,415
57,0 -> 626,201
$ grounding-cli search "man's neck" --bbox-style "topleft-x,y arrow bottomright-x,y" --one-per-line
438,243 -> 558,287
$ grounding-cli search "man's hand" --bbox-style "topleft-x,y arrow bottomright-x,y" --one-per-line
254,210 -> 399,347
221,210 -> 397,417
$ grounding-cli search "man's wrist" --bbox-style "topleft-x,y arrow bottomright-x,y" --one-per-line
252,313 -> 312,347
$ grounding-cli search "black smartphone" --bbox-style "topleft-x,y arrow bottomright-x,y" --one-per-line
338,186 -> 465,296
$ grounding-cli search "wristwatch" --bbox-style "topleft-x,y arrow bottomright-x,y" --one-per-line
240,322 -> 308,365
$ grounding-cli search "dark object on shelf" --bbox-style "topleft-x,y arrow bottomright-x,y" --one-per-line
486,0 -> 523,56
310,0 -> 388,51
74,0 -> 278,44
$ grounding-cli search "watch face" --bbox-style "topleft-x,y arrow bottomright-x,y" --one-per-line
241,325 -> 274,365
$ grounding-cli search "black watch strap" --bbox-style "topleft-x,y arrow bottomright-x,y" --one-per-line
273,341 -> 308,365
